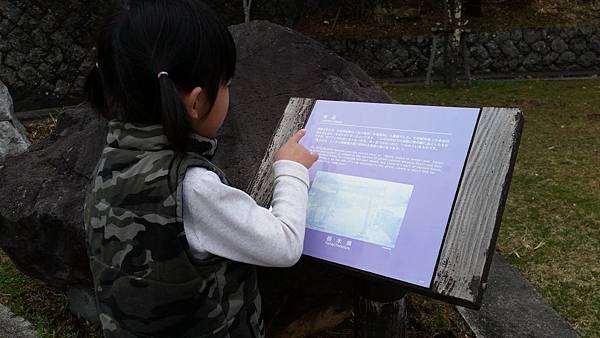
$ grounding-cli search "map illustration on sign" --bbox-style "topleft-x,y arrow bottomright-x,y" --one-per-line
300,100 -> 480,287
307,172 -> 413,248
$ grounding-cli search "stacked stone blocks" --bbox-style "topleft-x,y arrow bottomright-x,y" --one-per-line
0,1 -> 109,103
322,26 -> 600,78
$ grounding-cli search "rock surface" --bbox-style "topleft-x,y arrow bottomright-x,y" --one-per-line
0,21 -> 390,327
457,254 -> 579,338
0,80 -> 30,163
0,104 -> 107,286
0,304 -> 40,338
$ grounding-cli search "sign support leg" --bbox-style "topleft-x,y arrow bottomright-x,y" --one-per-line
353,279 -> 408,338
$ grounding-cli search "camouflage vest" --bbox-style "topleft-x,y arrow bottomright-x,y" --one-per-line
84,121 -> 264,338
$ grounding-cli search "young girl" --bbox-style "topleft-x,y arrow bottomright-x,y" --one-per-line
83,1 -> 317,337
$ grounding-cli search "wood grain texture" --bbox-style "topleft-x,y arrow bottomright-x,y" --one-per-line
247,97 -> 315,206
432,107 -> 523,308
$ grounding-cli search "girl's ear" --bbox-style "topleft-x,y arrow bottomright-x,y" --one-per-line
183,86 -> 206,120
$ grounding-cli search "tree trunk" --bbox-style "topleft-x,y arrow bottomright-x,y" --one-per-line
444,0 -> 463,88
243,0 -> 253,23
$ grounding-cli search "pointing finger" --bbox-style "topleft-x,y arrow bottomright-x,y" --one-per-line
289,129 -> 306,143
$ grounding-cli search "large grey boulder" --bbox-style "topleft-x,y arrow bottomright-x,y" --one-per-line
0,21 -> 390,327
0,81 -> 30,163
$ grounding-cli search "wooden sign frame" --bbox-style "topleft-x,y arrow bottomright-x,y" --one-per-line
248,97 -> 524,308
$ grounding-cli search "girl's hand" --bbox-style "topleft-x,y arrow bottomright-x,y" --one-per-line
274,129 -> 318,169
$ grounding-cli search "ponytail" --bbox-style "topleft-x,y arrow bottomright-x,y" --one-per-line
87,0 -> 236,152
158,75 -> 190,154
84,65 -> 110,119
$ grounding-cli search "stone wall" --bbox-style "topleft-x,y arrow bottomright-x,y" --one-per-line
0,1 -> 113,110
0,0 -> 311,110
321,26 -> 600,79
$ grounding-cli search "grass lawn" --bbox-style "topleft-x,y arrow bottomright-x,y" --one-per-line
386,78 -> 600,338
0,78 -> 597,337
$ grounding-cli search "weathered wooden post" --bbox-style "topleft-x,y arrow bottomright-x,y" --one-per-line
353,280 -> 407,338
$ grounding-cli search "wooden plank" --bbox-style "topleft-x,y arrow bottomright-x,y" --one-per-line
432,107 -> 523,307
247,97 -> 315,206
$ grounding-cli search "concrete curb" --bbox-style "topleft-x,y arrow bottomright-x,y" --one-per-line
0,304 -> 40,338
457,253 -> 580,338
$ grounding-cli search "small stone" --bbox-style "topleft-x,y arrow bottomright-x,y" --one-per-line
501,40 -> 520,58
383,61 -> 397,73
577,52 -> 597,68
558,51 -> 577,64
17,13 -> 37,32
391,70 -> 404,78
591,35 -> 600,53
26,48 -> 46,65
404,62 -> 419,76
39,13 -> 56,33
523,30 -> 541,44
479,32 -> 490,43
465,33 -> 477,44
4,51 -> 25,70
491,59 -> 508,72
71,45 -> 89,63
510,30 -> 523,41
543,52 -> 559,65
496,32 -> 510,41
570,38 -> 587,52
53,79 -> 70,95
1,70 -> 17,85
7,30 -> 32,54
30,28 -> 49,50
485,41 -> 501,58
549,64 -> 561,72
508,59 -> 521,70
470,45 -> 489,61
408,46 -> 423,60
377,49 -> 395,65
46,47 -> 64,66
551,38 -> 568,53
578,27 -> 593,36
17,66 -> 41,85
531,41 -> 548,54
3,2 -> 22,23
479,59 -> 493,70
517,41 -> 530,54
394,47 -> 409,60
522,53 -> 542,70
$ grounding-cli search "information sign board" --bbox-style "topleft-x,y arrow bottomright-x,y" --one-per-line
300,100 -> 480,288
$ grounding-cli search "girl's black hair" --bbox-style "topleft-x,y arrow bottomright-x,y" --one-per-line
84,0 -> 236,153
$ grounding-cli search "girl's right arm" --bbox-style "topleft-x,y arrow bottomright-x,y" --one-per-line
182,130 -> 318,267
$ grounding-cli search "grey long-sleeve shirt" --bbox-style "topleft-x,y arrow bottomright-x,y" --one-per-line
182,160 -> 309,267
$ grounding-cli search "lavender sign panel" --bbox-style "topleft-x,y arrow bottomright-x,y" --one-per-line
300,100 -> 480,287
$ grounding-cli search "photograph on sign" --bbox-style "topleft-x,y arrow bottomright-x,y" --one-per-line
307,171 -> 413,248
300,100 -> 480,287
